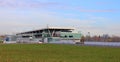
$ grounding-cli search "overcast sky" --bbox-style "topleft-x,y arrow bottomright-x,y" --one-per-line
0,0 -> 120,36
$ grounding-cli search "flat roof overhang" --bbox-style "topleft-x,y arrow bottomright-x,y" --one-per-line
16,27 -> 75,35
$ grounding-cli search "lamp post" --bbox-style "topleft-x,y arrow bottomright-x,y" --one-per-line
87,32 -> 90,41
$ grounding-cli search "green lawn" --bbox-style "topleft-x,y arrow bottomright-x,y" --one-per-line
0,44 -> 120,62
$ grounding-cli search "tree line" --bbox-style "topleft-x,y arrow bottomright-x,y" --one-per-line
85,34 -> 120,42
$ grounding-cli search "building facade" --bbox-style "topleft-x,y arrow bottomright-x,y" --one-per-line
4,27 -> 83,43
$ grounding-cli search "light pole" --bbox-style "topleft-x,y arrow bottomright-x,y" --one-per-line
88,32 -> 90,41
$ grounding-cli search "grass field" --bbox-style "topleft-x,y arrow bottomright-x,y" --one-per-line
0,44 -> 120,62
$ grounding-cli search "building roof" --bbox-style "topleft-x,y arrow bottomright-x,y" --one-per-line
17,27 -> 75,35
43,27 -> 75,30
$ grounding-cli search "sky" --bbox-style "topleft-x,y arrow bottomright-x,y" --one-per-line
0,0 -> 120,36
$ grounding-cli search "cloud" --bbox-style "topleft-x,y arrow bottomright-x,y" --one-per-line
79,9 -> 117,12
78,25 -> 120,36
0,0 -> 61,9
0,10 -> 119,36
0,0 -> 119,36
0,9 -> 98,35
0,0 -> 118,13
0,8 -> 119,36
